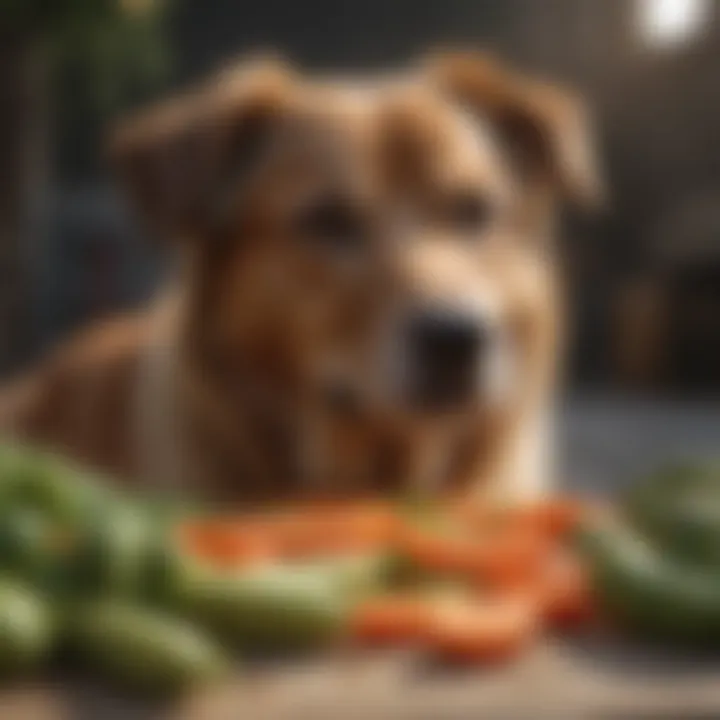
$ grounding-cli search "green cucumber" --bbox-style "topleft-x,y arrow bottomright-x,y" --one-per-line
180,564 -> 347,651
0,445 -> 112,523
71,601 -> 228,694
625,462 -> 720,524
0,578 -> 55,675
0,509 -> 56,585
295,553 -> 393,600
578,519 -> 720,644
624,461 -> 720,566
67,506 -> 151,598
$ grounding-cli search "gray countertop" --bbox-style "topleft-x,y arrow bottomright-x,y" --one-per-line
561,396 -> 720,494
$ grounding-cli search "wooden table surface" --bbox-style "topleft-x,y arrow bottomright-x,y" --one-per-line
6,637 -> 720,720
3,398 -> 719,719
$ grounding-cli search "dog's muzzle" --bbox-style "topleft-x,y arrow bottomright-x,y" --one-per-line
404,305 -> 495,411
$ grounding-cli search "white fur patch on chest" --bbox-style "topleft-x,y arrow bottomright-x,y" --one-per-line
133,287 -> 196,493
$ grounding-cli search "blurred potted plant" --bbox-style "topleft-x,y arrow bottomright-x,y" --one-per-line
0,0 -> 172,373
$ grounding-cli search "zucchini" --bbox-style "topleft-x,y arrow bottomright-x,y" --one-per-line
624,461 -> 720,566
0,578 -> 55,675
0,445 -> 112,523
67,507 -> 150,598
180,564 -> 347,651
71,601 -> 228,694
578,518 -> 720,644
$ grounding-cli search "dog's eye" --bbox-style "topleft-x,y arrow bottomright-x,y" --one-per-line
445,191 -> 493,234
296,196 -> 366,248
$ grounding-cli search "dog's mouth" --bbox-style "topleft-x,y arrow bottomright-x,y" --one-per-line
318,307 -> 514,418
400,306 -> 488,412
396,303 -> 514,415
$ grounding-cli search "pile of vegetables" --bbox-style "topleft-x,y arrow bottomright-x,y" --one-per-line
1,440 -> 718,696
0,443 -> 597,694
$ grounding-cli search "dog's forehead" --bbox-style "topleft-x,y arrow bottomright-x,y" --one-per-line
272,75 -> 512,195
296,76 -> 489,148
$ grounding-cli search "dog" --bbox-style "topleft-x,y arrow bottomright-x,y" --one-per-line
0,52 -> 601,504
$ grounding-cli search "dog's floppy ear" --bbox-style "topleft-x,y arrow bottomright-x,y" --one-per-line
109,57 -> 293,240
425,51 -> 604,210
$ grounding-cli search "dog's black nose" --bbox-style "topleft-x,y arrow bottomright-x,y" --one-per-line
409,309 -> 484,365
407,308 -> 489,409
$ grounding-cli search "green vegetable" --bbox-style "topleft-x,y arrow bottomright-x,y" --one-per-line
634,495 -> 720,567
0,444 -> 113,524
578,518 -> 720,644
140,528 -> 203,609
296,554 -> 393,599
624,461 -> 720,566
0,509 -> 56,585
625,461 -> 720,522
180,564 -> 348,651
0,578 -> 56,675
0,444 -> 204,604
68,507 -> 151,598
71,601 -> 228,695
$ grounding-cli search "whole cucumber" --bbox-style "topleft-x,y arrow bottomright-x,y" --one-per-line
624,462 -> 720,567
71,601 -> 228,694
634,496 -> 720,567
68,506 -> 150,598
140,528 -> 203,609
297,553 -> 393,600
625,462 -> 720,524
0,578 -> 55,675
180,564 -> 347,651
578,519 -> 720,644
0,509 -> 50,581
0,444 -> 112,523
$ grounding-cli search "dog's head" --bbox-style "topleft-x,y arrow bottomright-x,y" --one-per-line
112,52 -> 601,420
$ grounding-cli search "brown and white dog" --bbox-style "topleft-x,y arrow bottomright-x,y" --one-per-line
0,52 -> 601,504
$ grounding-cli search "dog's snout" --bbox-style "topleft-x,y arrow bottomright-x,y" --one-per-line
406,307 -> 491,409
409,309 -> 485,365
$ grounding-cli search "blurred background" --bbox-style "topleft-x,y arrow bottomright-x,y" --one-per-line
1,0 -> 719,401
